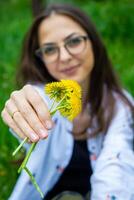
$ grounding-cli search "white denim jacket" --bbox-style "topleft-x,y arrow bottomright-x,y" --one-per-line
9,83 -> 134,200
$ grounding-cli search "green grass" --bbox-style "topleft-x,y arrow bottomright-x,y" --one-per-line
0,1 -> 32,199
0,0 -> 133,199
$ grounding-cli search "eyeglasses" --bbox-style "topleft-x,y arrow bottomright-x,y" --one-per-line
35,35 -> 89,64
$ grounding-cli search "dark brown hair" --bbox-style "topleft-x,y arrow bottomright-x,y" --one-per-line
17,4 -> 133,137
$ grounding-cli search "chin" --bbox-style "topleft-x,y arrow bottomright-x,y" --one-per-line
52,74 -> 85,84
71,76 -> 85,84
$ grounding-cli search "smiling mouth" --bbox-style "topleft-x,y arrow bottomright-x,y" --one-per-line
60,65 -> 80,75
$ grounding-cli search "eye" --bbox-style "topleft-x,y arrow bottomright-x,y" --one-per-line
67,37 -> 82,48
42,46 -> 58,56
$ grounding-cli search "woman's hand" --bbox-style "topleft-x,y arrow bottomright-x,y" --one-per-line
1,84 -> 53,142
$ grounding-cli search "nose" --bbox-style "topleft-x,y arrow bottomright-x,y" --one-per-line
59,46 -> 72,62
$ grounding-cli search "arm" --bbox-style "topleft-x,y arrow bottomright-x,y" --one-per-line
91,98 -> 134,200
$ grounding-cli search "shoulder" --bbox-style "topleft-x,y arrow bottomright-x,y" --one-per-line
112,90 -> 134,123
103,90 -> 134,150
113,89 -> 133,119
114,89 -> 134,107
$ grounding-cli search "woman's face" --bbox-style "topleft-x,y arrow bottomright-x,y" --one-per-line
38,14 -> 94,85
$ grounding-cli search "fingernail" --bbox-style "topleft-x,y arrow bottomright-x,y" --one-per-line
45,120 -> 53,129
31,134 -> 38,141
39,129 -> 48,138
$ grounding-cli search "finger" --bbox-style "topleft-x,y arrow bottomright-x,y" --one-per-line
23,85 -> 53,129
10,91 -> 49,139
1,108 -> 26,139
12,110 -> 40,142
5,99 -> 18,117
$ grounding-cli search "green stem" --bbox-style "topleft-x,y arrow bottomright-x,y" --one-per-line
18,142 -> 37,173
49,95 -> 67,116
24,166 -> 44,199
11,92 -> 72,198
55,95 -> 66,108
50,105 -> 67,115
12,95 -> 67,156
12,137 -> 28,156
49,97 -> 56,112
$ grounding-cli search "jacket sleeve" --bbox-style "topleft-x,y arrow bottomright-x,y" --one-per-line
90,97 -> 134,200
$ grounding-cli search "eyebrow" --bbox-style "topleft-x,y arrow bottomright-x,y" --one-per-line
42,32 -> 79,46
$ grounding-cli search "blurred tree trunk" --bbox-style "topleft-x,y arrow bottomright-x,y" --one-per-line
32,0 -> 74,17
45,0 -> 70,3
32,0 -> 44,17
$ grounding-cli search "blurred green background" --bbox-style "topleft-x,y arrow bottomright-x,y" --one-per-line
0,0 -> 133,199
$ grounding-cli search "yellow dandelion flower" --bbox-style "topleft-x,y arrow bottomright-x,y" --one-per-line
59,95 -> 82,121
45,79 -> 82,120
69,95 -> 81,120
45,79 -> 81,101
45,81 -> 66,100
61,80 -> 81,98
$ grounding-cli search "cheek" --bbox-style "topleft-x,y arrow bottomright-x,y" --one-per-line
45,63 -> 55,74
83,48 -> 94,72
45,64 -> 60,79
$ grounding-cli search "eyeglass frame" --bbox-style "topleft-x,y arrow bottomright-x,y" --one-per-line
35,35 -> 89,64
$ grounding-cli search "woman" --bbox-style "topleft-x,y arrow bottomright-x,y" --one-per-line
1,3 -> 134,200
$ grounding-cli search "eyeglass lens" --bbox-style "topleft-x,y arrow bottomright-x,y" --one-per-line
36,35 -> 88,63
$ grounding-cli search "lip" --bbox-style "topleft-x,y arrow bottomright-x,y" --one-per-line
60,64 -> 80,75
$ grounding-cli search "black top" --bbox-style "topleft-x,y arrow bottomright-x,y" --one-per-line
45,140 -> 92,199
